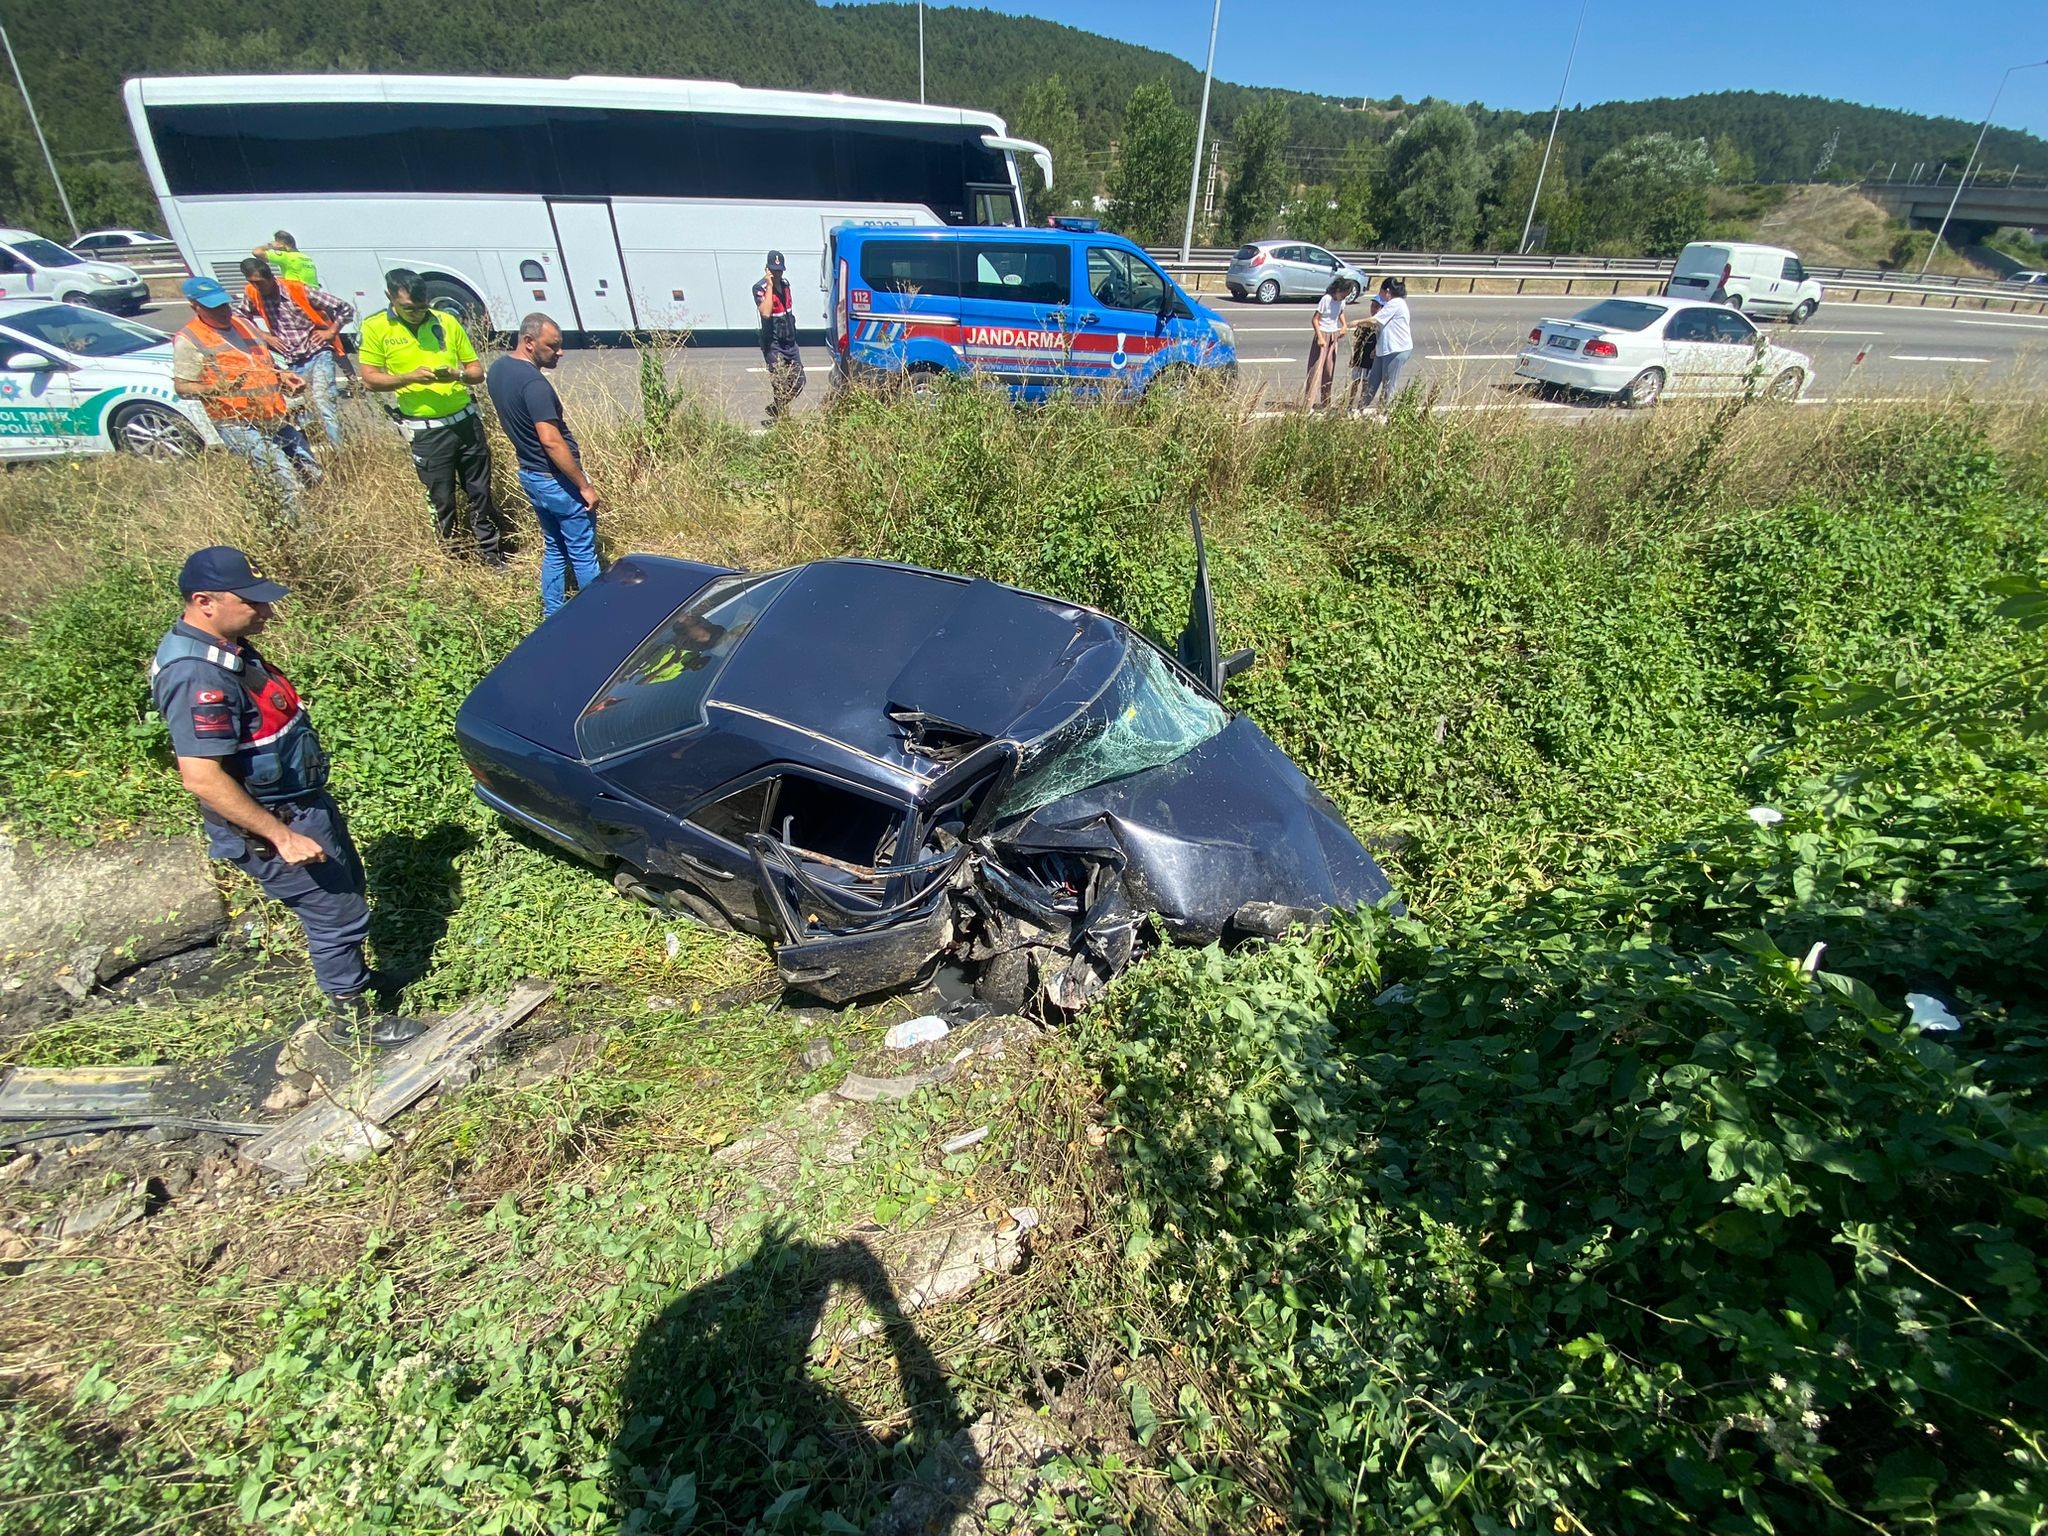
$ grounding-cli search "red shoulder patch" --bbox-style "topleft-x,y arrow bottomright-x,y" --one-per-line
191,708 -> 234,738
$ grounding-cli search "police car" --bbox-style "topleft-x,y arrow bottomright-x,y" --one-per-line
0,299 -> 216,461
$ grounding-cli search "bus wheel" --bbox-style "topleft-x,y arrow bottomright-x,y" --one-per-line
110,402 -> 204,459
421,276 -> 488,333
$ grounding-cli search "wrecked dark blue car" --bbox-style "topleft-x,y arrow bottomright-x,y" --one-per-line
455,528 -> 1393,1010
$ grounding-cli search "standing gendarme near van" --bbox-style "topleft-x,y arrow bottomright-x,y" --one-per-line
0,229 -> 152,315
1665,242 -> 1823,324
826,220 -> 1236,399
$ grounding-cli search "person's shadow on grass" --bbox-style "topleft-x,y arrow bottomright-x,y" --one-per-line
609,1223 -> 978,1533
362,822 -> 475,996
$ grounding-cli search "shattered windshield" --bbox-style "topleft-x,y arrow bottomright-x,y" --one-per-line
996,642 -> 1226,820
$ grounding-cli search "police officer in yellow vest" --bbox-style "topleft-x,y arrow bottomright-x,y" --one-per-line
357,268 -> 507,565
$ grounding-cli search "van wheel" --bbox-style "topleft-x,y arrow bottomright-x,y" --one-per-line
1619,368 -> 1665,408
110,402 -> 204,459
1766,367 -> 1805,401
1147,363 -> 1198,401
1790,300 -> 1816,325
1255,279 -> 1280,305
1723,293 -> 1744,311
903,364 -> 946,401
60,289 -> 90,307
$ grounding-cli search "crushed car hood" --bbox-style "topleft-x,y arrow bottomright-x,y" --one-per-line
1000,715 -> 1394,942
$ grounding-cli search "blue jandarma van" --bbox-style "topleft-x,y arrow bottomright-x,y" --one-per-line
826,221 -> 1237,398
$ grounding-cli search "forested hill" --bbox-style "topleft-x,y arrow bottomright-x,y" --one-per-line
3,0 -> 2044,208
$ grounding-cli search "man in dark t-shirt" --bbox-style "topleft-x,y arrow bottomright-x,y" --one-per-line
486,313 -> 602,617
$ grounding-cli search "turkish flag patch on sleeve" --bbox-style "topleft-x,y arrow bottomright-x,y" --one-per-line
196,688 -> 226,705
191,707 -> 234,738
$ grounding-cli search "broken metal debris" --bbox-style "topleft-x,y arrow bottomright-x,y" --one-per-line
245,979 -> 553,1184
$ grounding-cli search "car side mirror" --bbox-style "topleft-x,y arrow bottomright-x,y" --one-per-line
4,351 -> 54,372
1221,647 -> 1257,681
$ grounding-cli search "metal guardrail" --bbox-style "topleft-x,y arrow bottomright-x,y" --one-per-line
1149,246 -> 2048,312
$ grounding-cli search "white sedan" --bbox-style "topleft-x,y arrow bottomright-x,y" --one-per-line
1514,296 -> 1813,407
0,299 -> 216,461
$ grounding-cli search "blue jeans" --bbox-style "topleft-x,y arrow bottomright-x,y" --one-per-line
216,420 -> 322,513
519,468 -> 601,616
293,348 -> 343,447
1358,348 -> 1412,409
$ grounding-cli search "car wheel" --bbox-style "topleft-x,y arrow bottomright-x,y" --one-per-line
1226,284 -> 1245,300
1256,278 -> 1280,305
60,289 -> 90,307
109,402 -> 204,459
973,946 -> 1040,1015
1620,368 -> 1665,408
1790,300 -> 1816,325
1766,367 -> 1805,401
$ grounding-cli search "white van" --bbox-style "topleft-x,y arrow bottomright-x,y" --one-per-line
0,228 -> 151,316
1665,242 -> 1822,324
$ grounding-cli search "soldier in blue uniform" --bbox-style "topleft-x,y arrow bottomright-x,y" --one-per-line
150,548 -> 423,1048
753,250 -> 805,423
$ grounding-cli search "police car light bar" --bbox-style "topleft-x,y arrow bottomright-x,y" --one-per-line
980,134 -> 1053,189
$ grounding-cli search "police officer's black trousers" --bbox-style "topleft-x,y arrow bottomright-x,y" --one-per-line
406,413 -> 505,561
761,331 -> 806,419
217,792 -> 373,999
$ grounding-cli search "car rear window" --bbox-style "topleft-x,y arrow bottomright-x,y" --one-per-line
576,570 -> 795,759
1234,245 -> 1258,260
1572,299 -> 1668,332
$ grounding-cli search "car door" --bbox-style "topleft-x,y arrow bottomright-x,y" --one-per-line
1707,307 -> 1767,390
1301,245 -> 1343,297
0,247 -> 34,303
1656,307 -> 1721,395
0,340 -> 77,460
1078,245 -> 1175,392
1277,245 -> 1316,298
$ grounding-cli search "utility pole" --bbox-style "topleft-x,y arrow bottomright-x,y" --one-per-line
1923,56 -> 2048,275
0,18 -> 77,237
1520,0 -> 1590,255
1180,0 -> 1222,263
918,2 -> 926,105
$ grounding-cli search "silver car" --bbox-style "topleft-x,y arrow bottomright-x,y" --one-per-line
1225,240 -> 1368,304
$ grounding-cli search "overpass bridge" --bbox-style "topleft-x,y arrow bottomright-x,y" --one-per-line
1862,180 -> 2048,233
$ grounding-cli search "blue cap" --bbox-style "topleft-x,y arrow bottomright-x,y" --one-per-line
178,547 -> 289,602
181,275 -> 232,308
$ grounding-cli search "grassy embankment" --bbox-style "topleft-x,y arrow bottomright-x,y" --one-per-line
1704,183 -> 2007,277
1,364 -> 2046,1532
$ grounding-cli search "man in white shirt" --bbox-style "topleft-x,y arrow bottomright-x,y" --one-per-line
1354,277 -> 1414,415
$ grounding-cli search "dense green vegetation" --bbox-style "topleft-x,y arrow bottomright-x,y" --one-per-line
0,380 -> 2045,1532
4,0 -> 2045,247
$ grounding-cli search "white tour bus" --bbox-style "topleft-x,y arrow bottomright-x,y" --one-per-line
122,74 -> 1051,334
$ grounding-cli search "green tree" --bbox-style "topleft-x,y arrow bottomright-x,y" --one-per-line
1013,74 -> 1085,225
1106,82 -> 1195,246
1580,133 -> 1717,255
1330,142 -> 1383,248
1380,101 -> 1482,249
1221,97 -> 1289,244
1709,132 -> 1756,184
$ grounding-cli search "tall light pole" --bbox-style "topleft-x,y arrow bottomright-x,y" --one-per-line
0,18 -> 77,237
1180,0 -> 1223,262
918,3 -> 926,105
1922,55 -> 2048,275
1519,0 -> 1590,255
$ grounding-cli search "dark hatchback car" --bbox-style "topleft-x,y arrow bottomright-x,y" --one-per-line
455,542 -> 1393,1010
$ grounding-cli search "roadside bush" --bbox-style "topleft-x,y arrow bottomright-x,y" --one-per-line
1096,762 -> 2048,1531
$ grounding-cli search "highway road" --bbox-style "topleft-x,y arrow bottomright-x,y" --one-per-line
132,291 -> 2045,423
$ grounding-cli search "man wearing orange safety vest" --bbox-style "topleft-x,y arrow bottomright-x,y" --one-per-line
172,276 -> 323,516
237,256 -> 355,448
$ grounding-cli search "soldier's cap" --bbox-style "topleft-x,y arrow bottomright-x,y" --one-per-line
765,250 -> 786,272
181,275 -> 233,309
179,547 -> 289,603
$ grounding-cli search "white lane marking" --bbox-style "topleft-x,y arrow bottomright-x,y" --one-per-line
1952,317 -> 2048,330
1888,354 -> 1992,364
1425,352 -> 1520,361
744,365 -> 833,374
1798,328 -> 1884,336
1824,298 -> 2048,316
1240,356 -> 1302,365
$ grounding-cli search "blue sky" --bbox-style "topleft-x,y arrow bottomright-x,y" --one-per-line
863,2 -> 2048,138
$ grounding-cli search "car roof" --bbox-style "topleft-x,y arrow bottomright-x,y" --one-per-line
705,559 -> 1121,787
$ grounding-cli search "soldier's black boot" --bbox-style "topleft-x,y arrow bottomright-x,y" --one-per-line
324,991 -> 426,1048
